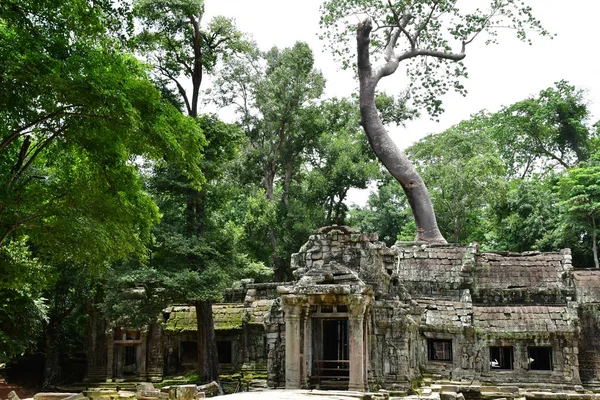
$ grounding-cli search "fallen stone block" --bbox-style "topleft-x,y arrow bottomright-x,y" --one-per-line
197,382 -> 219,397
440,392 -> 457,400
35,393 -> 79,400
8,391 -> 21,400
62,393 -> 87,400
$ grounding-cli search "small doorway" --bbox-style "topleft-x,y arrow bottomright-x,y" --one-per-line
312,316 -> 349,389
322,319 -> 349,362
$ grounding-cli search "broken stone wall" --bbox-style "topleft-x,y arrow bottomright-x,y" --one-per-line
574,270 -> 600,387
473,249 -> 574,304
369,300 -> 420,390
392,245 -> 471,300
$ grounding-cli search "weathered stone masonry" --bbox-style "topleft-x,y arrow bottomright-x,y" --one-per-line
86,227 -> 600,391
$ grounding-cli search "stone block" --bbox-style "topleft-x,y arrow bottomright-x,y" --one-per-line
36,395 -> 80,400
168,385 -> 196,400
8,392 -> 21,400
441,386 -> 459,393
440,392 -> 458,400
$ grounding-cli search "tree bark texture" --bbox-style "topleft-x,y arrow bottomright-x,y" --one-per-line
195,300 -> 219,383
357,20 -> 446,244
592,214 -> 599,269
42,322 -> 61,388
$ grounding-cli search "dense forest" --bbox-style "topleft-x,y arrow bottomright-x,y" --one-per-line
1,0 -> 598,390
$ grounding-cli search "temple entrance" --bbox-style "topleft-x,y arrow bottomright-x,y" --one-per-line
322,319 -> 349,361
112,328 -> 141,379
312,316 -> 349,389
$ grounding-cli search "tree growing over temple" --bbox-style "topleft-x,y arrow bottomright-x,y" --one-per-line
320,0 -> 551,243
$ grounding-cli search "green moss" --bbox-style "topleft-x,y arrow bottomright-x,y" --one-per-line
213,305 -> 245,330
411,378 -> 424,391
165,310 -> 197,332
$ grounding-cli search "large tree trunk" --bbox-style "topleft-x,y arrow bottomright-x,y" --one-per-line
356,20 -> 446,243
42,321 -> 61,388
592,214 -> 599,269
195,300 -> 219,383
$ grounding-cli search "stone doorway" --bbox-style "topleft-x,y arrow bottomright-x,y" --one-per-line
312,318 -> 349,389
322,319 -> 349,361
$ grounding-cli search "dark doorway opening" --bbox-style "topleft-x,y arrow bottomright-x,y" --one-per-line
322,319 -> 349,362
528,347 -> 552,370
123,346 -> 137,376
217,340 -> 233,364
312,318 -> 349,389
180,341 -> 198,364
489,346 -> 514,370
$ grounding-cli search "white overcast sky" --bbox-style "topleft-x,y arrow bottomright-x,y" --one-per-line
203,0 -> 600,204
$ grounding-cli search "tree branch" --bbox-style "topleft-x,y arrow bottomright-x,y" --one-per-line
157,64 -> 192,115
414,0 -> 440,43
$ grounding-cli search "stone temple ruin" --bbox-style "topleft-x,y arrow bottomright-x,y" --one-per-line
86,226 -> 600,392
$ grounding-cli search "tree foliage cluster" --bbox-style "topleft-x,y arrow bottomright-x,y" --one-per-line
352,81 -> 600,268
3,0 -> 599,391
0,0 -> 380,386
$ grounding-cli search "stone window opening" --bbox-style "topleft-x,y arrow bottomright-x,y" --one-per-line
528,346 -> 553,370
427,339 -> 452,362
217,340 -> 233,364
489,346 -> 514,370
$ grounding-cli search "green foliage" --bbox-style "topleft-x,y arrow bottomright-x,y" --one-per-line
0,0 -> 205,260
0,238 -> 49,359
103,116 -> 271,329
408,117 -> 506,244
349,175 -> 413,246
557,165 -> 600,268
490,178 -> 562,252
305,97 -> 381,225
134,0 -> 248,116
490,80 -> 597,178
0,0 -> 204,363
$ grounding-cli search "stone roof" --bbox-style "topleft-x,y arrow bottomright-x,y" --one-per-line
474,251 -> 569,290
472,305 -> 577,335
164,299 -> 274,332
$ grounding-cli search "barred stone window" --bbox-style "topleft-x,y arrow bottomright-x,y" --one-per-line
427,339 -> 452,362
528,346 -> 552,370
489,346 -> 513,370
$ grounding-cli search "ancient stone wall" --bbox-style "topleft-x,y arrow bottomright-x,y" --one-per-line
472,249 -> 574,304
392,245 -> 471,300
88,227 -> 600,391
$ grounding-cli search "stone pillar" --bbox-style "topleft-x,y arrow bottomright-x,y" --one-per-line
283,296 -> 304,389
146,323 -> 164,382
106,329 -> 114,381
348,295 -> 367,392
138,331 -> 148,378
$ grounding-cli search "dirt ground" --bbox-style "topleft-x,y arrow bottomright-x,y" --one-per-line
0,381 -> 37,400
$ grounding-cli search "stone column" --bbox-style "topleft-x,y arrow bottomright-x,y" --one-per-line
106,329 -> 114,381
138,331 -> 148,378
283,296 -> 304,389
348,295 -> 367,392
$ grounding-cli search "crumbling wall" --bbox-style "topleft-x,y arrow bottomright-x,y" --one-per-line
472,249 -> 574,304
369,301 -> 420,390
290,227 -> 395,297
392,245 -> 471,300
574,270 -> 600,386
